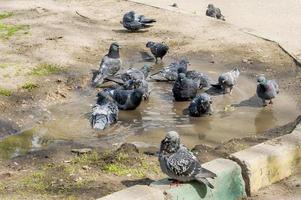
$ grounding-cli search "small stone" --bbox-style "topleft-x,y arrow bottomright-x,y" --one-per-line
75,177 -> 83,182
82,165 -> 91,170
64,160 -> 71,163
242,59 -> 248,63
171,3 -> 178,8
296,184 -> 300,187
71,148 -> 92,154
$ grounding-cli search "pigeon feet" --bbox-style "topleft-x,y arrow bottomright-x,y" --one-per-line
269,100 -> 273,105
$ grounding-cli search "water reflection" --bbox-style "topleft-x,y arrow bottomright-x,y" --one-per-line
254,108 -> 277,134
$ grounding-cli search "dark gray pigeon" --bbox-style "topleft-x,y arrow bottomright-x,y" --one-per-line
206,4 -> 225,21
121,65 -> 151,82
106,86 -> 144,110
146,41 -> 169,63
256,75 -> 279,106
91,91 -> 119,130
150,59 -> 189,81
172,73 -> 198,101
184,93 -> 213,117
211,68 -> 240,94
186,70 -> 211,89
121,11 -> 156,31
93,43 -> 122,86
159,131 -> 217,188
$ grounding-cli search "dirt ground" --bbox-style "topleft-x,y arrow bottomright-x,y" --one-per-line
0,0 -> 301,199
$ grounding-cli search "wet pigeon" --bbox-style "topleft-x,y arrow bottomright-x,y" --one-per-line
184,93 -> 213,117
146,41 -> 169,63
186,71 -> 211,89
121,11 -> 156,31
206,4 -> 225,21
121,65 -> 151,82
211,68 -> 240,94
256,75 -> 279,106
172,73 -> 198,101
106,86 -> 144,110
91,91 -> 119,130
159,131 -> 217,188
150,59 -> 189,81
93,43 -> 122,86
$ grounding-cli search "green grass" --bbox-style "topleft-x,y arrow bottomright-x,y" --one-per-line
0,87 -> 12,96
22,83 -> 39,91
0,63 -> 8,69
0,23 -> 29,38
0,12 -> 12,20
30,63 -> 63,76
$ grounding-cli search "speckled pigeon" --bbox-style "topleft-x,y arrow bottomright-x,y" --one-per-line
91,91 -> 119,130
186,70 -> 211,89
93,43 -> 122,86
159,131 -> 217,188
106,86 -> 144,110
121,11 -> 156,31
172,73 -> 198,101
121,65 -> 151,82
211,68 -> 240,94
146,41 -> 169,63
256,75 -> 279,106
206,4 -> 225,21
150,59 -> 189,81
184,93 -> 213,117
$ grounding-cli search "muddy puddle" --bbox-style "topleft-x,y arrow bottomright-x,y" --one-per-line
0,51 -> 299,159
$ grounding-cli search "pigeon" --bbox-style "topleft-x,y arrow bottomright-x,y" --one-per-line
159,131 -> 217,188
206,4 -> 225,21
256,75 -> 279,106
121,65 -> 151,82
150,59 -> 189,81
93,43 -> 122,86
146,41 -> 169,63
186,70 -> 211,89
121,11 -> 156,31
184,93 -> 213,117
106,86 -> 144,110
211,68 -> 240,94
172,73 -> 198,101
91,91 -> 119,130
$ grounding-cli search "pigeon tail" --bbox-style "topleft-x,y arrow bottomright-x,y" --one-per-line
195,177 -> 214,189
140,18 -> 156,23
210,83 -> 222,89
91,114 -> 108,130
93,73 -> 105,86
140,23 -> 154,29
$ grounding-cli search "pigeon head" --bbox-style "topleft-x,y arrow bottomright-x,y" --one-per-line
178,73 -> 186,80
108,42 -> 121,58
160,131 -> 180,154
141,64 -> 151,73
208,4 -> 214,9
179,59 -> 190,66
232,67 -> 240,78
257,75 -> 267,84
146,41 -> 155,48
200,94 -> 213,113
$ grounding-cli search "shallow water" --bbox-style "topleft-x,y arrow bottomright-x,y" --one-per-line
0,52 -> 299,159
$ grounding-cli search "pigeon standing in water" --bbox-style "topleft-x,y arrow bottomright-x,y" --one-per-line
256,75 -> 279,106
206,4 -> 225,21
186,71 -> 211,89
159,131 -> 217,188
211,68 -> 240,94
121,11 -> 156,31
150,59 -> 189,81
91,91 -> 119,130
184,93 -> 213,117
146,41 -> 169,63
93,43 -> 122,86
172,73 -> 198,101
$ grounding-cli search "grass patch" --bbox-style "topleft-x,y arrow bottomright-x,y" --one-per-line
0,87 -> 12,96
30,63 -> 63,76
0,63 -> 9,69
0,23 -> 29,38
0,12 -> 13,20
22,83 -> 39,91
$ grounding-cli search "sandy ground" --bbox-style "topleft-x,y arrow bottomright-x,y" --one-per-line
0,0 -> 300,199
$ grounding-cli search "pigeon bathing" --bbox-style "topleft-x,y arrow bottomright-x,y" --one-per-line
146,41 -> 169,63
159,131 -> 217,188
121,11 -> 156,31
91,91 -> 119,130
211,68 -> 240,94
172,73 -> 198,101
256,75 -> 279,106
120,65 -> 151,82
184,93 -> 213,117
93,43 -> 122,86
206,4 -> 225,21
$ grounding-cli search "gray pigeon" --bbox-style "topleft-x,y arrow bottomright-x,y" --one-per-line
121,11 -> 156,31
256,75 -> 279,106
93,43 -> 122,86
121,65 -> 151,82
184,93 -> 213,117
91,91 -> 119,130
146,41 -> 169,63
159,131 -> 217,188
186,71 -> 211,89
211,68 -> 240,94
150,59 -> 189,81
172,73 -> 198,101
206,4 -> 225,21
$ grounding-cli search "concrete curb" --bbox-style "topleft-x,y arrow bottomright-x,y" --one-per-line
230,124 -> 301,196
